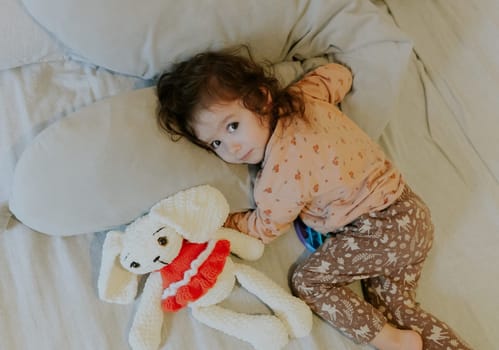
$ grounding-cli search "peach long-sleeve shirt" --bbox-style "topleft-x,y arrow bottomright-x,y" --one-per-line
225,63 -> 404,243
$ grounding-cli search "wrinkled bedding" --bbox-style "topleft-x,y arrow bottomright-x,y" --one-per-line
1,1 -> 497,349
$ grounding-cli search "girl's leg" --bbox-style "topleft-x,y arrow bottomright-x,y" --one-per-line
291,230 -> 411,345
362,261 -> 472,350
291,187 -> 424,344
361,188 -> 472,350
291,255 -> 385,343
291,186 -> 471,348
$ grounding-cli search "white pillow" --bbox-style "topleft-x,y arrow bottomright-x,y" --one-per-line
0,0 -> 65,70
21,0 -> 412,140
8,88 -> 252,236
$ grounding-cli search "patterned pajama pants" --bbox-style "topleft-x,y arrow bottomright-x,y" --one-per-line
291,186 -> 472,349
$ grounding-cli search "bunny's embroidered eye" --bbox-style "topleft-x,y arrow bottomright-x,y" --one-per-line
157,236 -> 168,246
130,261 -> 140,269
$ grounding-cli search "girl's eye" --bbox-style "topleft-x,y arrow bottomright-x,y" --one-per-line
157,236 -> 168,246
210,140 -> 221,149
227,122 -> 239,133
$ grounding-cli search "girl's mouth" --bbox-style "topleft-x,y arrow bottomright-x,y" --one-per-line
240,149 -> 252,162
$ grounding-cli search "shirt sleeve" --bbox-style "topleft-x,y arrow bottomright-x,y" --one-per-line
224,183 -> 304,244
224,132 -> 316,244
297,63 -> 353,105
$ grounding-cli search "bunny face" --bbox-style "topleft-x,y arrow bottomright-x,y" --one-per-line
119,214 -> 183,275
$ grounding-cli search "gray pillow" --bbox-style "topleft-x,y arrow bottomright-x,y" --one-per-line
22,0 -> 413,139
9,88 -> 251,236
21,0 -> 376,79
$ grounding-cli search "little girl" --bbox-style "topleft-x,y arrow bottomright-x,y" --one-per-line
156,50 -> 471,350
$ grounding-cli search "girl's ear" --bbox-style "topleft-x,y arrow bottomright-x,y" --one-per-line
259,86 -> 274,122
262,86 -> 272,103
149,185 -> 229,243
97,230 -> 139,304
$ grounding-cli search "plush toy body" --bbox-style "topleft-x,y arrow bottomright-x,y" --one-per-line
160,239 -> 231,311
98,185 -> 312,350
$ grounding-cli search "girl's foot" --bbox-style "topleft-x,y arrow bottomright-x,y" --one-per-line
370,323 -> 422,350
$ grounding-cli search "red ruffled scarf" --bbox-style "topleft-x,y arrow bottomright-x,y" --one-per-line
159,239 -> 231,312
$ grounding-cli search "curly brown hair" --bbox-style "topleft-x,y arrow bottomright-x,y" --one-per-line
156,47 -> 305,151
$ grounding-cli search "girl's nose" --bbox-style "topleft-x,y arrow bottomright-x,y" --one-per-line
229,143 -> 241,154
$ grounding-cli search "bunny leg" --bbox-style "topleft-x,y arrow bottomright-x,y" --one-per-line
191,305 -> 288,350
233,263 -> 313,339
129,272 -> 164,350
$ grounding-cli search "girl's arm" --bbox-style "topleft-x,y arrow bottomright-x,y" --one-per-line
224,139 -> 313,244
224,203 -> 301,244
297,63 -> 353,105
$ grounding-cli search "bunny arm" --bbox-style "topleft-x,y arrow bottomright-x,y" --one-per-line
214,227 -> 264,261
129,271 -> 164,350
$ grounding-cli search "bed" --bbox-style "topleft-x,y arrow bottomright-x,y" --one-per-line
1,0 -> 497,349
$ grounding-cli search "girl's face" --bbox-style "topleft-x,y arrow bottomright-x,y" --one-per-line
193,99 -> 271,164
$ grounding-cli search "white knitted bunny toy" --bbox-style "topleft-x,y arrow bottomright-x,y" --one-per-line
98,185 -> 312,350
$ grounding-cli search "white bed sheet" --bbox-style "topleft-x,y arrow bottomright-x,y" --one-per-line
385,0 -> 499,181
1,1 -> 498,349
382,1 -> 499,347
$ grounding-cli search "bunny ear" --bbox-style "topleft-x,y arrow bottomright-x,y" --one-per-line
97,230 -> 139,304
150,185 -> 229,243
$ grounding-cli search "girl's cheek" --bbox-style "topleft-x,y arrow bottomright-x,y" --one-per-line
216,150 -> 226,161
